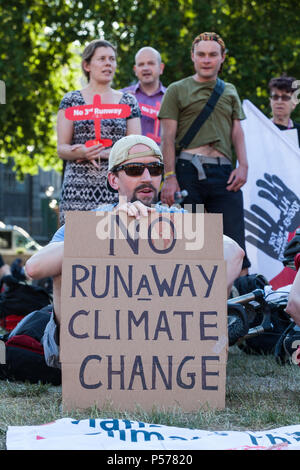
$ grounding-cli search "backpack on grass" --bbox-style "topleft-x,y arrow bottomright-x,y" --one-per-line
0,275 -> 51,331
232,273 -> 270,296
0,305 -> 61,385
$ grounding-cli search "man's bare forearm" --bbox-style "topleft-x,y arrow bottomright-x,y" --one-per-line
162,136 -> 176,173
231,120 -> 248,168
286,269 -> 300,326
25,242 -> 64,280
161,119 -> 177,173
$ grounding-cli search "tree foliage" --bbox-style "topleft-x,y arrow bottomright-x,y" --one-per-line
1,0 -> 300,178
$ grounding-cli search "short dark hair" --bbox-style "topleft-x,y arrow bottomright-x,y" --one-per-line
81,39 -> 117,81
191,32 -> 226,55
268,74 -> 298,93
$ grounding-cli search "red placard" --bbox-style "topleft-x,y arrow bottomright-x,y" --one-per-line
139,101 -> 161,144
65,94 -> 131,147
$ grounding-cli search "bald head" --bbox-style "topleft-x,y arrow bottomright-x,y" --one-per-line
135,47 -> 162,65
134,47 -> 164,92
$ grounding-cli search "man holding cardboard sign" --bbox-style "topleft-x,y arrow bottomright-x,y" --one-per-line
26,135 -> 244,392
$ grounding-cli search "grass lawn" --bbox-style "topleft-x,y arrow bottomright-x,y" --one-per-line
1,345 -> 299,450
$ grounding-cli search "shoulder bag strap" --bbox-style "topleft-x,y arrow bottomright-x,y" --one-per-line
178,78 -> 225,150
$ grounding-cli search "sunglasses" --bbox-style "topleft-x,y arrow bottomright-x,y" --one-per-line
270,94 -> 292,102
113,162 -> 164,177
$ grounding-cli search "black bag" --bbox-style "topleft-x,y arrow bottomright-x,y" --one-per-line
0,305 -> 61,385
232,273 -> 270,296
0,275 -> 51,331
283,228 -> 300,266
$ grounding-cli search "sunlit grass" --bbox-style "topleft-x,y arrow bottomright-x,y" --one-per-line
1,346 -> 299,449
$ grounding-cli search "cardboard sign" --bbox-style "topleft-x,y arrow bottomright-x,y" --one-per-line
65,94 -> 131,147
61,211 -> 227,411
139,101 -> 161,144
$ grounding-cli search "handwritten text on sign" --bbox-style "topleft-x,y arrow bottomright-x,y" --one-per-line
67,264 -> 222,392
61,211 -> 226,410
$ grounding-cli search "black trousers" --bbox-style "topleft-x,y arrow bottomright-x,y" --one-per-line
176,159 -> 251,269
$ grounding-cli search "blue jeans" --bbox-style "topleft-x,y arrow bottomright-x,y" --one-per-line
176,159 -> 251,269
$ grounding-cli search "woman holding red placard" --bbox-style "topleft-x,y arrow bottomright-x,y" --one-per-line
57,39 -> 141,224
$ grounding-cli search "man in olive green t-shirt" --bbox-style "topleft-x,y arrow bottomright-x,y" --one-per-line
158,32 -> 250,271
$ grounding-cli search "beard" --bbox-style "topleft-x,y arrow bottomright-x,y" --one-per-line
130,183 -> 158,206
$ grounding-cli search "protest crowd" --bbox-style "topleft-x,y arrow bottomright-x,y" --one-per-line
0,32 -> 300,394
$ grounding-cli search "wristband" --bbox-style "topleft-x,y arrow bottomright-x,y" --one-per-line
164,171 -> 176,180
